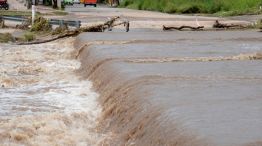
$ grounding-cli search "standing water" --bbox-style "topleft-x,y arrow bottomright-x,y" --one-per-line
0,39 -> 108,145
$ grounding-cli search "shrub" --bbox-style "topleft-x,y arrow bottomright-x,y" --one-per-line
31,17 -> 52,32
23,32 -> 35,42
0,33 -> 14,43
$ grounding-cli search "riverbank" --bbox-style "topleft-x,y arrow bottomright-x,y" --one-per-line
75,31 -> 262,146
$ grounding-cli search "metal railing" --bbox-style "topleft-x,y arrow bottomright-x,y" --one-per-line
0,16 -> 28,22
0,16 -> 81,28
49,19 -> 81,28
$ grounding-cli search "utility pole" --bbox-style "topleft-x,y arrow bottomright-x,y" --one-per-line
32,0 -> 36,25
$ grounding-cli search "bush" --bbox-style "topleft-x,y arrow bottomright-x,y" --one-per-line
0,33 -> 14,43
163,2 -> 177,13
178,4 -> 202,13
23,32 -> 35,42
31,17 -> 52,32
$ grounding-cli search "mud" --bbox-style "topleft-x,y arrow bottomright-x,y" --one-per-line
0,39 -> 110,145
75,31 -> 262,146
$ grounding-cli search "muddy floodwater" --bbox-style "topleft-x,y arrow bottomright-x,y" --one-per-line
0,30 -> 261,146
0,39 -> 109,146
75,30 -> 262,146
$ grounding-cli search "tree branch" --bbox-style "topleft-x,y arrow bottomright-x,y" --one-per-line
17,16 -> 124,45
163,25 -> 204,31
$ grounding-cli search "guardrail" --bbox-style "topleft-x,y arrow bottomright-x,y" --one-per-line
0,16 -> 28,22
49,19 -> 81,28
0,16 -> 81,28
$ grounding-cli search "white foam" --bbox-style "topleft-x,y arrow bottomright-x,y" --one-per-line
0,39 -> 109,145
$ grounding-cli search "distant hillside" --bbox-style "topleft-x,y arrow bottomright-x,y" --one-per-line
120,0 -> 262,16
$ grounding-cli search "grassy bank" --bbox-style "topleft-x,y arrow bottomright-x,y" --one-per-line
120,0 -> 262,16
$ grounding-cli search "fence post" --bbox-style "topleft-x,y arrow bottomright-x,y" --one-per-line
76,21 -> 81,28
59,20 -> 64,27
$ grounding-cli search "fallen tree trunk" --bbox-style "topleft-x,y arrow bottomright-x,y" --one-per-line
17,30 -> 81,45
17,16 -> 124,45
163,25 -> 204,31
213,20 -> 247,29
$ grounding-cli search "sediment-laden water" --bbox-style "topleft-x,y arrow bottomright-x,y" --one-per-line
0,39 -> 109,146
1,31 -> 261,146
75,31 -> 262,146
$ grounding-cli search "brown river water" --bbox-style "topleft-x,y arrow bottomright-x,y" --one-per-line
75,31 -> 262,146
0,38 -> 110,146
0,30 -> 262,146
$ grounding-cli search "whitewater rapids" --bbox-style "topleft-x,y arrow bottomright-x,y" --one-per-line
0,38 -> 110,146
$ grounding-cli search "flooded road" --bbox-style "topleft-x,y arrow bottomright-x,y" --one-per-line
0,39 -> 108,145
1,3 -> 261,145
1,28 -> 261,146
75,30 -> 262,146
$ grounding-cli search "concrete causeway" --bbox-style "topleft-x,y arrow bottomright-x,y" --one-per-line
75,30 -> 262,146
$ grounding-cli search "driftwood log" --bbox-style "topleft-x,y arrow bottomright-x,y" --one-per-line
163,25 -> 204,31
213,20 -> 246,29
17,30 -> 81,45
17,16 -> 128,45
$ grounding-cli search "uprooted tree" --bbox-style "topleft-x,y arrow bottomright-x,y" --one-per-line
17,16 -> 130,45
213,20 -> 247,29
163,25 -> 204,31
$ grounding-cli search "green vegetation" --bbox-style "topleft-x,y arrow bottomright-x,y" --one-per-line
23,32 -> 35,42
120,0 -> 262,16
0,33 -> 14,43
31,17 -> 52,32
255,19 -> 262,29
0,32 -> 36,43
63,0 -> 73,5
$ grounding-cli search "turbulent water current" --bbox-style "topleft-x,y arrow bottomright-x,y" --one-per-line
0,39 -> 108,146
